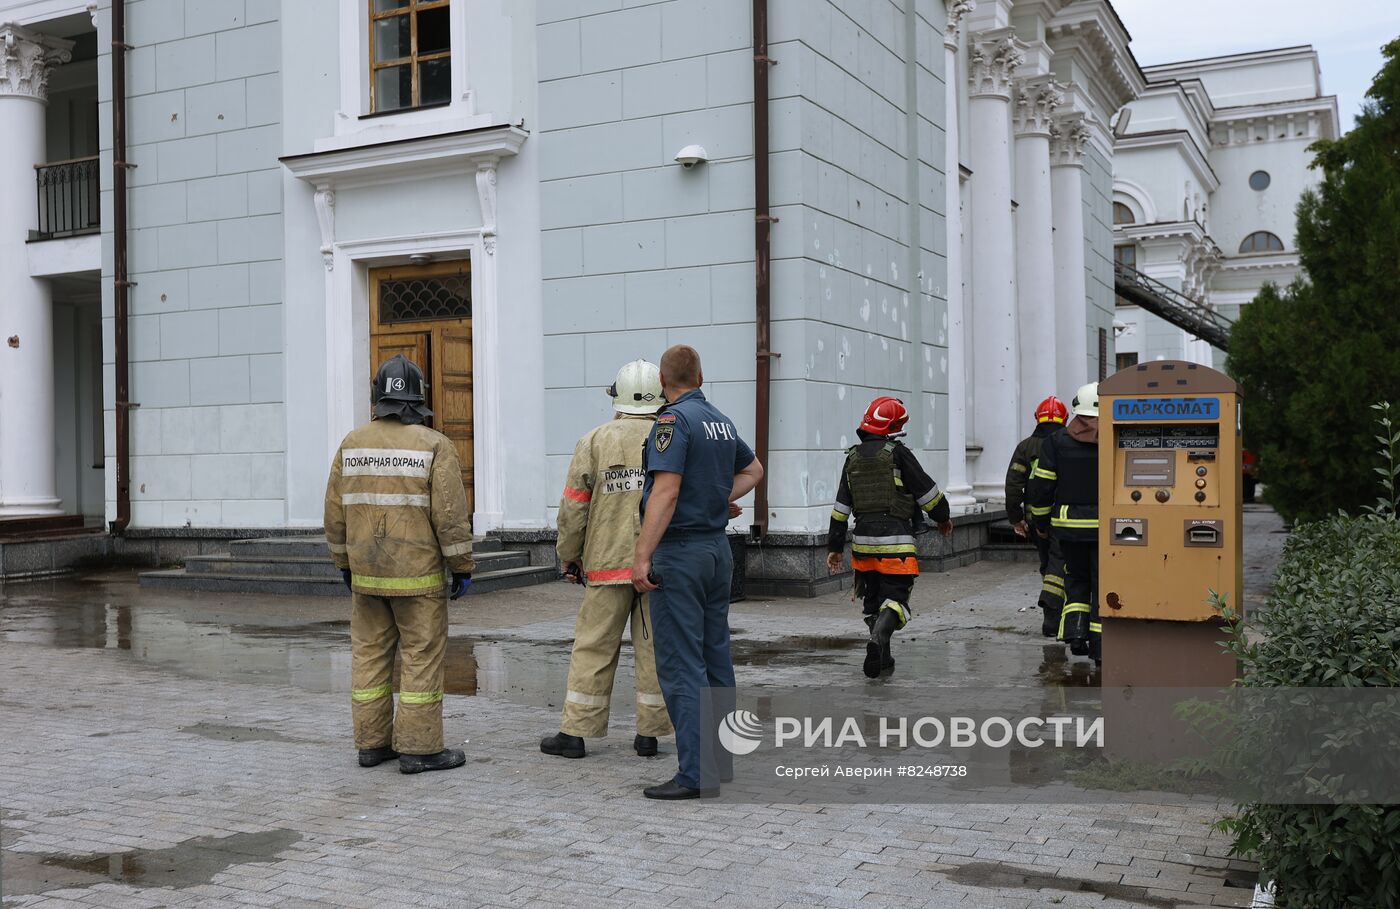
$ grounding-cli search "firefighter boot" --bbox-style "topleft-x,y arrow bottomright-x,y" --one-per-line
1039,602 -> 1061,638
540,732 -> 586,759
634,735 -> 658,757
880,638 -> 895,673
358,746 -> 399,767
399,748 -> 467,774
862,614 -> 879,678
1060,603 -> 1091,657
864,607 -> 901,679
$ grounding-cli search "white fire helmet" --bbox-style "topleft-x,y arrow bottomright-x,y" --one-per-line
1071,381 -> 1100,418
608,359 -> 664,415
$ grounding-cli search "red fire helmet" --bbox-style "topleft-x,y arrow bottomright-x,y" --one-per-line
1035,395 -> 1068,424
860,396 -> 909,435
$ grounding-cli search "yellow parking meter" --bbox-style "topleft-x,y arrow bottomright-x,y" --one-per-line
1098,361 -> 1242,689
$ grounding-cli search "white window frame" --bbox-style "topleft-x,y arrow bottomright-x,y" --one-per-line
337,0 -> 473,136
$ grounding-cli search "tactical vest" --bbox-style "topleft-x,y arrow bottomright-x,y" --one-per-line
846,441 -> 916,520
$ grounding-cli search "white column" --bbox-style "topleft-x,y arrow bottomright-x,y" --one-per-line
0,25 -> 71,517
472,159 -> 504,532
1049,114 -> 1090,398
942,0 -> 977,511
1013,77 -> 1061,417
966,28 -> 1024,502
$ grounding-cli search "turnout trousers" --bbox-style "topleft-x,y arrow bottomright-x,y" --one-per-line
649,534 -> 735,790
350,592 -> 447,755
560,584 -> 673,739
853,571 -> 916,629
1035,533 -> 1066,627
1058,539 -> 1101,661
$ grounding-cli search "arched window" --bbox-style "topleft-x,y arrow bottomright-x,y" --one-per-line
1238,231 -> 1285,254
1113,201 -> 1136,225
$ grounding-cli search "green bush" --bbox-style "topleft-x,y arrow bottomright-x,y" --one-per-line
1227,39 -> 1400,524
1216,408 -> 1400,907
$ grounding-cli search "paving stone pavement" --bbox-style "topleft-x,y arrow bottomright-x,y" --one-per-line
0,514 -> 1284,909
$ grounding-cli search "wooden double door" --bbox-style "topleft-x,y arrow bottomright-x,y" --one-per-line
369,261 -> 475,516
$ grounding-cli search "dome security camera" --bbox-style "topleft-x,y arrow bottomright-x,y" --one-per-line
674,144 -> 709,169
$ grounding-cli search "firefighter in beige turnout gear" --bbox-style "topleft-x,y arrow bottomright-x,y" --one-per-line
541,360 -> 673,760
325,354 -> 474,774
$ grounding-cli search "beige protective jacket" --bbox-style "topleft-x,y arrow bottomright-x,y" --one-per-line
557,414 -> 654,585
324,418 -> 475,597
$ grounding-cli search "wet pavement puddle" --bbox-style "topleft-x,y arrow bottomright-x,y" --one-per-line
0,595 -> 1100,712
2,829 -> 302,896
942,861 -> 1183,907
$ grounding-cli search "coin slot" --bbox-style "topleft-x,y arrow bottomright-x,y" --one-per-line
1111,518 -> 1148,546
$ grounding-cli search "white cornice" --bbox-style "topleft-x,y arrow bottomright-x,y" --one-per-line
0,1 -> 90,27
1114,129 -> 1219,193
1209,95 -> 1339,145
1044,0 -> 1145,116
1217,252 -> 1299,274
1131,80 -> 1214,147
280,124 -> 528,191
1143,45 -> 1319,88
1114,219 -> 1214,247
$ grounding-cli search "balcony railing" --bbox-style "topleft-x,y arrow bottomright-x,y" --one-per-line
32,156 -> 100,240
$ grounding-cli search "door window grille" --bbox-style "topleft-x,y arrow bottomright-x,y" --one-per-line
378,268 -> 471,324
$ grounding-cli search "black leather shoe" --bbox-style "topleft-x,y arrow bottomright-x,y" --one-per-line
399,748 -> 466,774
358,746 -> 398,767
633,735 -> 658,757
540,732 -> 586,759
643,779 -> 718,800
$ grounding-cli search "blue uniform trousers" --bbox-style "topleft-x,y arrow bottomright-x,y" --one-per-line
650,533 -> 736,789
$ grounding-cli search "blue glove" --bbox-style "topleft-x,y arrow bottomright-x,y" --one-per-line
340,568 -> 353,591
450,573 -> 472,600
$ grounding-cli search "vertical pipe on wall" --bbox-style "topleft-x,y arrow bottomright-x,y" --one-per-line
903,0 -> 924,455
111,0 -> 132,532
751,0 -> 775,539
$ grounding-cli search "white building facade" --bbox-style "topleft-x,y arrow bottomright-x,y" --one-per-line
0,0 -> 1144,586
1111,46 -> 1338,369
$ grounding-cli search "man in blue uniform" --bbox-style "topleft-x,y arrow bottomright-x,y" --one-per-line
633,345 -> 764,800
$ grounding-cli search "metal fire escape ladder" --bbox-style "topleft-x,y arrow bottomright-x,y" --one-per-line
1113,262 -> 1235,352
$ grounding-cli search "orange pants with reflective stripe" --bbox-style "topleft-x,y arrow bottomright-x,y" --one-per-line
351,592 -> 447,755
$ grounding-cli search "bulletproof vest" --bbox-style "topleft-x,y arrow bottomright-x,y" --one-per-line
847,441 -> 916,520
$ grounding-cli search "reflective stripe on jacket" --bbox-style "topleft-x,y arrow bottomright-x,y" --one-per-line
324,419 -> 475,597
556,414 -> 654,585
1004,422 -> 1060,523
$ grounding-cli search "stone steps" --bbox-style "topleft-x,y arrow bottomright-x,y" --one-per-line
981,523 -> 1041,564
138,535 -> 551,597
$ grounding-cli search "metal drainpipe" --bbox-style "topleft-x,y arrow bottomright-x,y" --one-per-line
111,0 -> 134,533
751,0 -> 777,540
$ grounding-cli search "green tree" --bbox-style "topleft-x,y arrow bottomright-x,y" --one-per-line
1227,39 -> 1400,523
